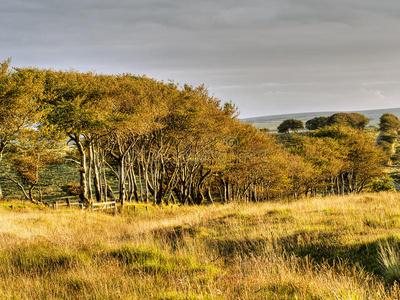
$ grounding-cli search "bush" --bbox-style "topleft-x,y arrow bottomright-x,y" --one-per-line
380,133 -> 398,144
371,176 -> 395,192
61,181 -> 82,196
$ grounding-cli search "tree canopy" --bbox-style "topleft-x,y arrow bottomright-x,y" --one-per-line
379,113 -> 400,133
0,59 -> 388,204
305,116 -> 328,131
306,113 -> 369,132
277,119 -> 304,133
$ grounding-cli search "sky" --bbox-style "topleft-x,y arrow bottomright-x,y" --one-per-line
1,0 -> 400,118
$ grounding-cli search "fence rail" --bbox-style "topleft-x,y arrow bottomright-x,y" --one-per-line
91,201 -> 117,212
52,200 -> 117,212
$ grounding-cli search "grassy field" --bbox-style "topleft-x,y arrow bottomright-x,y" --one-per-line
1,193 -> 400,299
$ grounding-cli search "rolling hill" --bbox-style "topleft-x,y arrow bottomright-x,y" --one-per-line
241,107 -> 400,131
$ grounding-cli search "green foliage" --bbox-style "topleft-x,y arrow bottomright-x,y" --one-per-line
381,133 -> 398,144
392,148 -> 400,165
379,113 -> 400,133
372,176 -> 395,192
305,116 -> 328,130
277,118 -> 304,133
326,112 -> 369,129
306,113 -> 369,131
0,60 -> 46,156
377,120 -> 400,164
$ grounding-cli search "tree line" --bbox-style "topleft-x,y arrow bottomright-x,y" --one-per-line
0,59 -> 391,205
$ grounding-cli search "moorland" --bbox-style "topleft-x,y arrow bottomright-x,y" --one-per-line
1,193 -> 400,299
2,59 -> 400,299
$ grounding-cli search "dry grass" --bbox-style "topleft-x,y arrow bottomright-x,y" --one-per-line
1,193 -> 400,299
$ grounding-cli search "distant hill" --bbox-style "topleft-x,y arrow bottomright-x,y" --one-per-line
241,107 -> 400,131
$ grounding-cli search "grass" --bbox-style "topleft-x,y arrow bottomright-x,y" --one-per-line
1,193 -> 400,299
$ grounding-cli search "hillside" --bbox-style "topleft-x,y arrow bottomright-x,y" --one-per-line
1,193 -> 400,299
241,107 -> 400,131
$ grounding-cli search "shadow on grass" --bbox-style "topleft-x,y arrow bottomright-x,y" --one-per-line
0,243 -> 83,275
207,237 -> 268,261
278,231 -> 400,278
207,229 -> 400,283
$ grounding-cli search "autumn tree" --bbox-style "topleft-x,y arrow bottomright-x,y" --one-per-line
0,60 -> 46,198
0,60 -> 46,156
312,125 -> 385,194
162,84 -> 229,205
286,135 -> 344,196
44,70 -> 110,205
104,75 -> 173,205
216,121 -> 290,202
5,126 -> 65,203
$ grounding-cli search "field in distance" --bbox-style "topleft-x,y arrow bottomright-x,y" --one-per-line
1,192 -> 400,299
241,107 -> 400,131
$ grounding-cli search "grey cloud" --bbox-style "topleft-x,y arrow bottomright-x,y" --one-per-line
1,0 -> 400,117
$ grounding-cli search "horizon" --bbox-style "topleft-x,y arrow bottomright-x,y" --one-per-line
240,106 -> 400,120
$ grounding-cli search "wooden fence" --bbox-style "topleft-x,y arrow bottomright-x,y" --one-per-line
52,199 -> 117,212
91,201 -> 117,212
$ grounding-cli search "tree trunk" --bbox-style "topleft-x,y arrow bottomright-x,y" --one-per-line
73,135 -> 90,205
118,156 -> 126,205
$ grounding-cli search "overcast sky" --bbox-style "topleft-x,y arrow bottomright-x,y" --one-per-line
1,0 -> 400,118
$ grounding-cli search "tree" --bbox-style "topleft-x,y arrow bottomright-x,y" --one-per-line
277,119 -> 304,133
371,176 -> 395,192
0,60 -> 46,199
0,60 -> 45,158
305,116 -> 328,130
379,113 -> 400,133
5,127 -> 65,203
44,70 -> 110,205
222,100 -> 240,119
326,113 -> 369,129
287,135 -> 345,196
377,113 -> 400,165
313,125 -> 385,194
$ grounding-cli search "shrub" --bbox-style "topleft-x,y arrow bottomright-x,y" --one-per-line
61,181 -> 82,196
371,176 -> 395,192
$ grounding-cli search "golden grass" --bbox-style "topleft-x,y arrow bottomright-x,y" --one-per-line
1,193 -> 400,299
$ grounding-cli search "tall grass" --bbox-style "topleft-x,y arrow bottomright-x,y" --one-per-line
379,241 -> 400,283
1,193 -> 400,299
